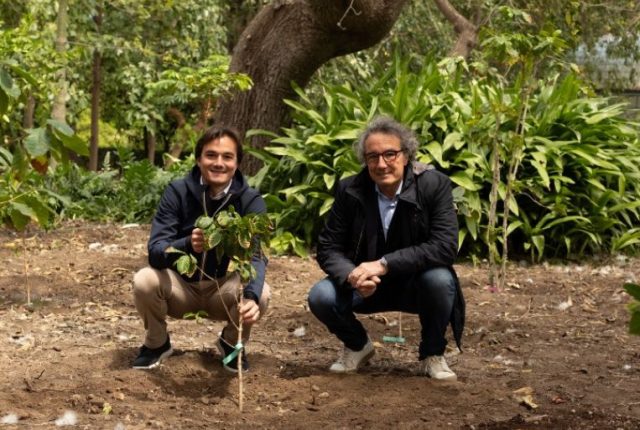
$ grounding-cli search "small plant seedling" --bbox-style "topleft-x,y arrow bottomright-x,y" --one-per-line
170,207 -> 271,412
183,310 -> 209,324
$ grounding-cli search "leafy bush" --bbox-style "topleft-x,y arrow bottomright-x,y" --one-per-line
624,283 -> 640,335
251,51 -> 640,259
47,151 -> 192,223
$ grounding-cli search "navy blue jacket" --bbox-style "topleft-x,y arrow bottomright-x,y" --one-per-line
148,166 -> 267,302
316,162 -> 465,348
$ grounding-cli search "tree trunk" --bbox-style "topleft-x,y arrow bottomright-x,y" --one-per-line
145,127 -> 157,164
22,93 -> 35,129
433,0 -> 478,58
215,0 -> 409,174
89,5 -> 103,172
51,0 -> 69,123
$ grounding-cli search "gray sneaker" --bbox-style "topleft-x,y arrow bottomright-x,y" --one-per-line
421,355 -> 457,381
329,340 -> 375,373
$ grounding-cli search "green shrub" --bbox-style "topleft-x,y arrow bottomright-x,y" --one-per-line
48,151 -> 192,223
251,52 -> 640,259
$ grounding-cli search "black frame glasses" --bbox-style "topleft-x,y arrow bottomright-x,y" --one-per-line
364,149 -> 404,165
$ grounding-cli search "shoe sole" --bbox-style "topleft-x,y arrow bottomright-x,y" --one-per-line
428,373 -> 457,382
132,347 -> 174,370
329,349 -> 375,373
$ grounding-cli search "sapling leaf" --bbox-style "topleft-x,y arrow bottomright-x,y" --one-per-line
208,228 -> 222,249
195,215 -> 214,230
165,246 -> 185,255
176,254 -> 197,277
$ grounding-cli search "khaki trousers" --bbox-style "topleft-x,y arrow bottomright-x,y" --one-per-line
133,267 -> 270,349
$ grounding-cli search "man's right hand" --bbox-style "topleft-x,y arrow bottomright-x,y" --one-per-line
191,228 -> 205,253
355,278 -> 379,298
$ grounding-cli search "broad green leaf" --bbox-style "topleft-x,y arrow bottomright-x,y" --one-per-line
46,119 -> 74,136
624,283 -> 640,301
323,173 -> 335,191
0,69 -> 20,98
24,128 -> 50,157
425,141 -> 444,166
450,170 -> 481,191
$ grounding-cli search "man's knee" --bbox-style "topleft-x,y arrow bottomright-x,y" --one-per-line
133,267 -> 162,298
417,267 -> 456,299
308,278 -> 337,316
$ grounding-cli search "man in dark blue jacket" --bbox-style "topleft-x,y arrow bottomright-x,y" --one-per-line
308,116 -> 464,380
132,126 -> 269,372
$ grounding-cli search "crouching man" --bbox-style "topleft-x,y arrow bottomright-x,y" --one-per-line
308,117 -> 464,380
132,125 -> 270,373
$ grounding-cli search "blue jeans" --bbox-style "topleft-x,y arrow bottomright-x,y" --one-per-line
308,267 -> 456,359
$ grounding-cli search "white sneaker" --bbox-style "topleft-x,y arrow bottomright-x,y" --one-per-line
421,355 -> 457,381
329,340 -> 375,373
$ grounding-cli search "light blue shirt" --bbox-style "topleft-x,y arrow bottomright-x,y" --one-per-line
376,181 -> 402,239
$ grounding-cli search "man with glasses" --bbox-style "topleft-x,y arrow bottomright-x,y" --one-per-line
308,116 -> 464,380
131,125 -> 269,373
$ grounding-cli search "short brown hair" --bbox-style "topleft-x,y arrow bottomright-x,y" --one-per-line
194,126 -> 243,163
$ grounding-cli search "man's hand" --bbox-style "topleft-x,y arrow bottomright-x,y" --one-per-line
191,228 -> 205,253
355,278 -> 378,298
239,299 -> 260,324
348,260 -> 388,290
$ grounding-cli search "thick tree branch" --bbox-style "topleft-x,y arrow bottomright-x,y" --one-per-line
215,0 -> 409,174
433,0 -> 478,58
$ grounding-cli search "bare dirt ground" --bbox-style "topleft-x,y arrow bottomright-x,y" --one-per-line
1,222 -> 639,429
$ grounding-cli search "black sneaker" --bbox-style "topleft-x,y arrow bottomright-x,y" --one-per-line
216,336 -> 249,373
132,336 -> 173,369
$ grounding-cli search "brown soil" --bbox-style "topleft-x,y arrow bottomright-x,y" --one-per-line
0,222 -> 639,429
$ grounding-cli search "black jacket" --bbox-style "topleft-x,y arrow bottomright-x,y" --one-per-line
316,162 -> 465,348
148,166 -> 267,302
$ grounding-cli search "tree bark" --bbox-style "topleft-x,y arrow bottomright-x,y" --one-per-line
51,0 -> 69,123
144,127 -> 157,164
22,93 -> 35,129
215,0 -> 409,174
89,5 -> 103,172
432,0 -> 477,58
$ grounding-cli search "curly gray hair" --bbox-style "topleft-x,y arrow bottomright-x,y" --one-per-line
353,116 -> 418,164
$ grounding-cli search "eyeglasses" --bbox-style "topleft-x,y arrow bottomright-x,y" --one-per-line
364,149 -> 404,165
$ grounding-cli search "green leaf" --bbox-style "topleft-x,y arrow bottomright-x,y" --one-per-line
624,283 -> 640,301
0,68 -> 20,98
24,128 -> 50,157
450,170 -> 481,191
195,216 -> 214,230
176,254 -> 197,277
46,119 -> 74,136
323,173 -> 335,191
629,312 -> 640,336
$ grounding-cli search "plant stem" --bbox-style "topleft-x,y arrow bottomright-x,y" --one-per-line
22,231 -> 31,305
237,303 -> 244,413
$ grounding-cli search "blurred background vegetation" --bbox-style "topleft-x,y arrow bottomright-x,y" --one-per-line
1,0 -> 639,262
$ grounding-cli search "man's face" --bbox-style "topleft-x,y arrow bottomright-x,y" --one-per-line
364,132 -> 408,194
197,136 -> 238,190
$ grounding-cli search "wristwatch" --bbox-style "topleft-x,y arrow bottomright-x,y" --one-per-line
379,256 -> 388,270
